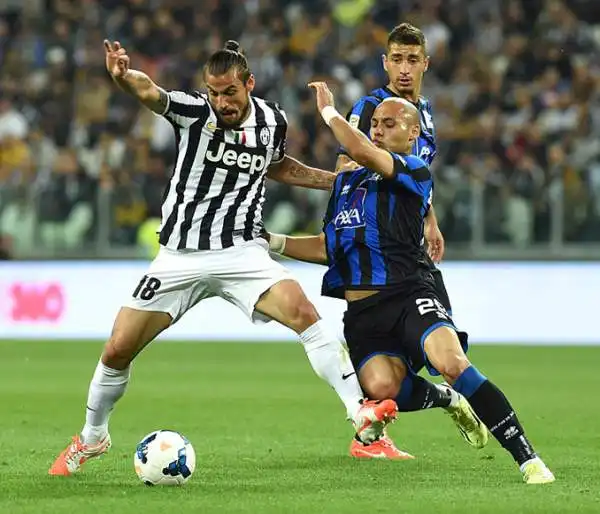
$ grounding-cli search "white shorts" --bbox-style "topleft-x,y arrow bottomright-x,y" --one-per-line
125,240 -> 293,324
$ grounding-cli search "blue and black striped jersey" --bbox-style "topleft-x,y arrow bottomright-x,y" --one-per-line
339,86 -> 436,166
322,153 -> 433,299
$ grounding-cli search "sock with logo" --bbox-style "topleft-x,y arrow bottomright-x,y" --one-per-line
453,365 -> 537,465
395,374 -> 455,411
81,360 -> 130,445
299,320 -> 364,420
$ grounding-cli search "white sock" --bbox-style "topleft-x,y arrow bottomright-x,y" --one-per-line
81,360 -> 130,444
299,320 -> 364,420
439,384 -> 460,408
519,456 -> 543,472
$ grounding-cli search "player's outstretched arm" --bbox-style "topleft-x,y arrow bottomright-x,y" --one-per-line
424,205 -> 445,263
335,96 -> 375,173
308,82 -> 395,180
267,155 -> 336,191
104,39 -> 167,114
267,232 -> 327,265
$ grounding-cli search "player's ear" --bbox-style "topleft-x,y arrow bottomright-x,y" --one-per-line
424,56 -> 430,73
245,73 -> 255,92
412,123 -> 421,139
382,53 -> 388,73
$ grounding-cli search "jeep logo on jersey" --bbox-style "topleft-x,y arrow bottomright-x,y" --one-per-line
333,188 -> 366,230
205,142 -> 268,174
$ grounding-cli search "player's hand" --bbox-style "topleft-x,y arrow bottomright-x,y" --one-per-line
339,160 -> 362,173
104,39 -> 130,78
308,81 -> 335,112
424,219 -> 445,263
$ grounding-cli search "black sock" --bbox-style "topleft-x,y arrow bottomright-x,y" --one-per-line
455,367 -> 537,466
396,375 -> 452,412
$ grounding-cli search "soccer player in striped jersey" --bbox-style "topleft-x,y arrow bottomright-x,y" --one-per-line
335,23 -> 453,458
48,40 -> 397,476
337,23 -> 447,307
268,81 -> 554,484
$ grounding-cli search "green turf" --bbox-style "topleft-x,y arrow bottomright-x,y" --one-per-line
0,341 -> 598,514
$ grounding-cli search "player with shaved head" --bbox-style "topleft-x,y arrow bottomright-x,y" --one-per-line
331,23 -> 461,459
266,81 -> 555,484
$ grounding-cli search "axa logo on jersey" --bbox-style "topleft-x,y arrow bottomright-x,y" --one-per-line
205,142 -> 267,174
333,188 -> 366,230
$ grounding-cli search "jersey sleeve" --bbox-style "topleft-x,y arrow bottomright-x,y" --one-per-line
161,90 -> 208,128
390,153 -> 432,198
337,96 -> 377,156
422,98 -> 436,139
271,108 -> 288,164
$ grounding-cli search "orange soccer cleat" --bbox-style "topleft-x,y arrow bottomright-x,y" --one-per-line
352,398 -> 398,444
350,432 -> 415,460
48,434 -> 111,476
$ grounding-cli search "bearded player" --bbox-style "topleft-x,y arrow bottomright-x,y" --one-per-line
48,40 -> 397,476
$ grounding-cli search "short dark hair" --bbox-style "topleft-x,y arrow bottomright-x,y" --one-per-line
204,40 -> 251,83
387,23 -> 427,53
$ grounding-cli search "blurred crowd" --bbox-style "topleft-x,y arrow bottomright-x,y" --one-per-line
0,0 -> 599,258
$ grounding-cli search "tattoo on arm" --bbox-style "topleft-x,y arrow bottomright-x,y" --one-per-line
287,162 -> 335,190
113,70 -> 147,93
268,156 -> 335,190
113,71 -> 167,114
155,87 -> 169,114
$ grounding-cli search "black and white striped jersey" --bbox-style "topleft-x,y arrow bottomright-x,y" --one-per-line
157,90 -> 287,251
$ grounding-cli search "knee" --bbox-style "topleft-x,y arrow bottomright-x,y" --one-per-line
436,355 -> 471,382
281,296 -> 319,332
361,372 -> 401,401
102,332 -> 137,369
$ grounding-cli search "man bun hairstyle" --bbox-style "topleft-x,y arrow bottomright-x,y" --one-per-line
204,39 -> 251,83
387,23 -> 427,53
224,40 -> 240,52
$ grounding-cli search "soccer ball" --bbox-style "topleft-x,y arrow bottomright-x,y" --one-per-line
134,430 -> 196,486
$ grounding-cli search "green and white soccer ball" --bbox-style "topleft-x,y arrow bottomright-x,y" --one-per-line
134,430 -> 196,486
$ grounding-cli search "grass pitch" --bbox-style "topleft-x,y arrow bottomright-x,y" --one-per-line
0,341 -> 598,514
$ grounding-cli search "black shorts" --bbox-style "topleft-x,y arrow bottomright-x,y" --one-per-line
343,277 -> 467,376
424,253 -> 452,314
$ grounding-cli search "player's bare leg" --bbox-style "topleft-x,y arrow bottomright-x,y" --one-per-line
49,308 -> 172,476
424,327 -> 554,484
255,279 -> 397,443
